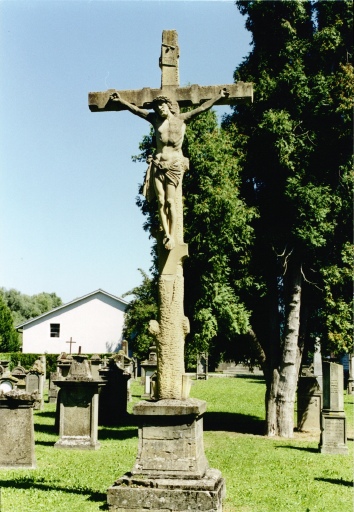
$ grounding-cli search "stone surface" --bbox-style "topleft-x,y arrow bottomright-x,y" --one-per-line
322,362 -> 344,411
313,338 -> 323,390
54,355 -> 104,449
107,468 -> 225,512
132,399 -> 208,479
0,391 -> 36,468
319,412 -> 348,455
297,376 -> 321,432
319,362 -> 348,454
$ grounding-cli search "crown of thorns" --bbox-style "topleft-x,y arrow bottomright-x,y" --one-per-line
153,95 -> 179,114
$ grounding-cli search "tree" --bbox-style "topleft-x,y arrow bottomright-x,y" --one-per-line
122,269 -> 159,360
225,0 -> 353,436
0,288 -> 62,326
0,295 -> 20,352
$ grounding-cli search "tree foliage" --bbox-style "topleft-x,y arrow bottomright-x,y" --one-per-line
228,0 -> 353,358
122,269 -> 158,360
223,0 -> 353,436
0,295 -> 20,352
0,288 -> 63,326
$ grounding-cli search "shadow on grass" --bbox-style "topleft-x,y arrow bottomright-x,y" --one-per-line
35,410 -> 56,419
203,411 -> 265,435
315,477 -> 353,487
0,478 -> 106,503
233,375 -> 265,384
275,445 -> 318,453
98,425 -> 138,441
34,423 -> 56,436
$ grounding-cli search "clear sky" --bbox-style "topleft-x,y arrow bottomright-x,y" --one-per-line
0,0 -> 251,304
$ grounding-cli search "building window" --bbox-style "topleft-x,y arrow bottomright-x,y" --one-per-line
50,323 -> 60,337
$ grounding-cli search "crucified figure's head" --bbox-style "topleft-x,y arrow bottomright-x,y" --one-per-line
153,95 -> 179,117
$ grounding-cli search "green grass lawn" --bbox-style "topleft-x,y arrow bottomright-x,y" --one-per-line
0,376 -> 353,512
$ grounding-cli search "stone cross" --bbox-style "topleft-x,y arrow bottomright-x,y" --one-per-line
65,337 -> 76,355
89,30 -> 253,113
89,30 -> 253,400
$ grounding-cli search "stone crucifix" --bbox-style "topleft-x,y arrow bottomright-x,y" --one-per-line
89,30 -> 253,400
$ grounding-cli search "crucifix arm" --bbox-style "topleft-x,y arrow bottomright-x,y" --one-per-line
109,92 -> 152,121
180,88 -> 229,122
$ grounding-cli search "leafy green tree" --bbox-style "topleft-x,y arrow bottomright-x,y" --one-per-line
182,110 -> 257,366
0,288 -> 62,326
0,295 -> 20,352
122,269 -> 158,360
225,0 -> 353,436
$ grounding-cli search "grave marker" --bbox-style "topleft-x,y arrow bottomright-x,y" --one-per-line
319,362 -> 348,455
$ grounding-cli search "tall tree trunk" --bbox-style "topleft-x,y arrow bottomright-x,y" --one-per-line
266,258 -> 304,437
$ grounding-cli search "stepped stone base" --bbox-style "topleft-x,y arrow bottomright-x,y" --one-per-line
107,399 -> 226,511
107,468 -> 225,511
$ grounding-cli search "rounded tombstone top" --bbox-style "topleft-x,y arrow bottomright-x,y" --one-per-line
12,365 -> 27,376
90,354 -> 102,361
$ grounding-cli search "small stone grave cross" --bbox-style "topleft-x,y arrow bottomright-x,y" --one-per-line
65,337 -> 76,355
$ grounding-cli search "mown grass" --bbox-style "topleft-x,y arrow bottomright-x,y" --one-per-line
0,376 -> 352,512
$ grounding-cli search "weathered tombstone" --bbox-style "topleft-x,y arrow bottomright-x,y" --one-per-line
98,354 -> 131,425
57,352 -> 73,378
90,354 -> 103,380
11,365 -> 27,391
313,337 -> 323,390
297,372 -> 321,432
48,371 -> 62,403
0,389 -> 37,469
26,358 -> 45,410
347,352 -> 354,395
54,354 -> 104,450
140,345 -> 157,399
196,352 -> 209,380
89,29 -> 252,511
319,362 -> 348,454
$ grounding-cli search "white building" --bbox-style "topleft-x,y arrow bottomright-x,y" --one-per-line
16,289 -> 128,355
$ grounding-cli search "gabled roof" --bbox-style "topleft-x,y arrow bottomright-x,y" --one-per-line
15,289 -> 128,329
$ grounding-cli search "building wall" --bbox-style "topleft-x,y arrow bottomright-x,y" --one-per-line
21,292 -> 126,354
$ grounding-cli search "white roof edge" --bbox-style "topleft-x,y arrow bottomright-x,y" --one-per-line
15,288 -> 129,329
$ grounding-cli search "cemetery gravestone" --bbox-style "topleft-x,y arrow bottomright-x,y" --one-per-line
319,362 -> 348,455
11,365 -> 27,390
297,374 -> 321,432
347,353 -> 354,395
0,389 -> 37,469
313,337 -> 323,390
54,354 -> 104,450
90,29 -> 252,511
90,354 -> 103,380
196,352 -> 209,380
98,354 -> 131,426
140,345 -> 158,399
26,357 -> 45,410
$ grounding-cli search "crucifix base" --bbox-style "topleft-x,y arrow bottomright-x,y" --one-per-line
107,399 -> 226,511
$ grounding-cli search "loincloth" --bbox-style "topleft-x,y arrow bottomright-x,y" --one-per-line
142,156 -> 189,201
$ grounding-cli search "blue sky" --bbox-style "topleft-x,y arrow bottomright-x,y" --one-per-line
0,0 -> 251,304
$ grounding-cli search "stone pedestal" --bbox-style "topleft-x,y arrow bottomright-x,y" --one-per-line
107,399 -> 226,511
54,354 -> 104,450
54,380 -> 104,449
319,362 -> 348,455
297,376 -> 321,432
0,391 -> 36,469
